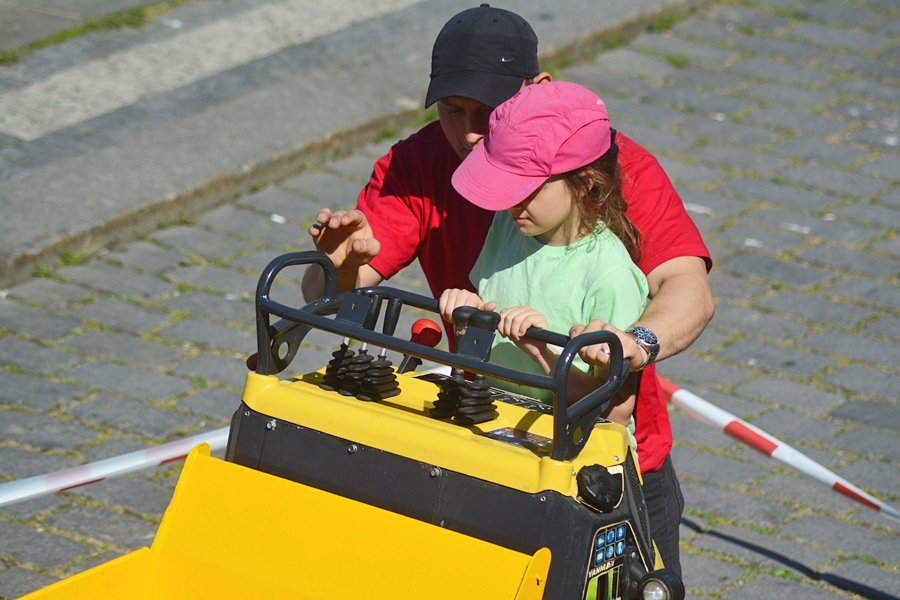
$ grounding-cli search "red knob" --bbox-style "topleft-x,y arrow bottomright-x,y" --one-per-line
410,318 -> 442,347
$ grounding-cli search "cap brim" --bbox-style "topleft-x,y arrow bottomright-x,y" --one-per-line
451,142 -> 545,211
425,70 -> 525,108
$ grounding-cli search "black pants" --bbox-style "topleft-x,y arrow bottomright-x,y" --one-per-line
642,454 -> 685,576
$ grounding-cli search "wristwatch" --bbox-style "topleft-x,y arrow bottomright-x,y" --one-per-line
625,326 -> 660,370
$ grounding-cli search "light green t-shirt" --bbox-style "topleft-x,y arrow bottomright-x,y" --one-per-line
471,213 -> 649,442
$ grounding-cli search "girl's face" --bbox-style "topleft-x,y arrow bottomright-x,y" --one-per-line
507,177 -> 580,246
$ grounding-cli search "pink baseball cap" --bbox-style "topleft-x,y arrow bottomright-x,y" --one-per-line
452,81 -> 612,211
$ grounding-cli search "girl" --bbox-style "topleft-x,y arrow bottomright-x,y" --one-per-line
439,81 -> 648,439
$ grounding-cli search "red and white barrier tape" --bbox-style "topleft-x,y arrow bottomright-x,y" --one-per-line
658,376 -> 900,523
0,428 -> 229,508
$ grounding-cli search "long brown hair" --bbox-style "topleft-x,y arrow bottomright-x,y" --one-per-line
562,141 -> 641,263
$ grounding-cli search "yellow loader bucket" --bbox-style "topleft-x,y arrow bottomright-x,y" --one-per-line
24,444 -> 550,600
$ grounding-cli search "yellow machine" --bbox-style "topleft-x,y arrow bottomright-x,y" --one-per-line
23,252 -> 683,600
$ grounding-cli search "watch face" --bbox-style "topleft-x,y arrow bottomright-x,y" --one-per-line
631,326 -> 658,345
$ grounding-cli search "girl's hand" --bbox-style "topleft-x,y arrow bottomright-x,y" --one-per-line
438,289 -> 487,324
498,306 -> 550,364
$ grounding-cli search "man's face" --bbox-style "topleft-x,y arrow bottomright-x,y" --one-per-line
436,96 -> 493,160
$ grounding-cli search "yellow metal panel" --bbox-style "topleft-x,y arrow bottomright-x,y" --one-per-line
145,444 -> 546,599
20,549 -> 152,599
242,371 -> 634,496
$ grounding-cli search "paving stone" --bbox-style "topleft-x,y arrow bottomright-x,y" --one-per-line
171,353 -> 249,389
323,153 -> 380,184
788,21 -> 892,54
715,222 -> 807,253
800,331 -> 900,367
62,362 -> 193,401
750,408 -> 843,445
749,208 -> 880,244
756,291 -> 876,326
754,471 -> 867,517
831,200 -> 900,229
69,476 -> 174,518
0,566 -> 59,600
720,179 -> 833,211
178,386 -> 241,422
562,65 -> 660,104
720,574 -> 846,600
671,411 -> 743,453
657,157 -> 724,187
680,115 -> 784,147
197,204 -> 306,249
780,516 -> 900,566
63,331 -> 184,369
72,297 -> 170,333
707,270 -> 771,304
167,264 -> 256,299
775,139 -> 870,171
823,366 -> 898,401
0,519 -> 92,569
80,437 -> 151,463
150,225 -> 252,261
823,559 -> 900,599
632,32 -> 734,66
745,106 -> 848,140
0,445 -> 79,480
793,2 -> 885,28
730,55 -> 832,86
831,400 -> 899,433
156,318 -> 255,354
691,523 -> 834,575
709,303 -> 809,344
689,143 -> 791,175
6,278 -> 93,311
0,336 -> 81,375
859,154 -> 900,181
831,426 -> 900,462
0,371 -> 85,411
0,410 -> 99,451
707,3 -> 794,30
718,253 -> 833,288
659,356 -> 756,392
602,98 -> 690,130
43,504 -> 157,550
159,290 -> 253,325
681,479 -> 796,527
58,262 -> 175,300
741,81 -> 838,111
0,299 -> 81,339
672,445 -> 770,487
734,376 -> 846,414
782,164 -> 891,199
835,456 -> 899,501
647,85 -> 756,117
821,276 -> 900,311
104,240 -> 183,274
591,47 -> 678,83
0,493 -> 66,520
837,78 -> 900,107
610,123 -> 690,159
238,188 -> 326,230
863,316 -> 900,340
66,394 -> 193,439
279,170 -> 367,206
679,551 -> 746,597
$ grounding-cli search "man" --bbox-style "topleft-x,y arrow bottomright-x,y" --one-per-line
301,4 -> 714,576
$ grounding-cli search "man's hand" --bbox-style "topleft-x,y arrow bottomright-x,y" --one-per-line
569,320 -> 647,374
302,208 -> 383,301
309,208 -> 380,269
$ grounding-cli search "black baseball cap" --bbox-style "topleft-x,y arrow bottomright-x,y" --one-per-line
425,4 -> 539,109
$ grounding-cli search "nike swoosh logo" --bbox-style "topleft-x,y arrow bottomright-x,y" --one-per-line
500,57 -> 515,63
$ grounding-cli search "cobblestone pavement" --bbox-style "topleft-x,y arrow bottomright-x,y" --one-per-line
1,1 -> 898,598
